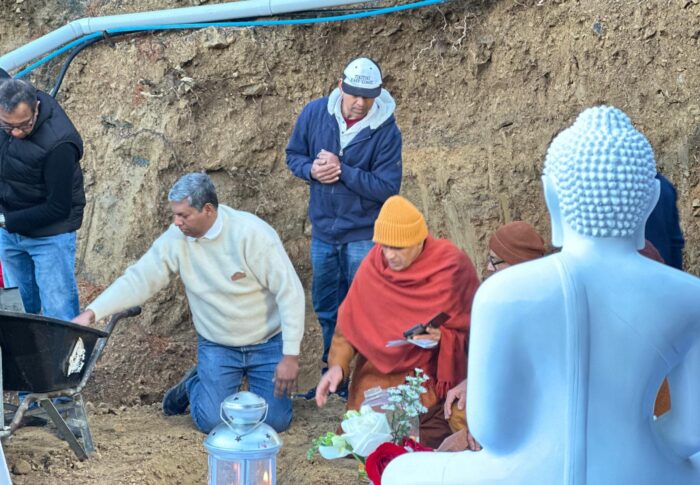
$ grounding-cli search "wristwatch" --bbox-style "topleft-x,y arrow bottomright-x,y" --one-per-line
0,214 -> 5,228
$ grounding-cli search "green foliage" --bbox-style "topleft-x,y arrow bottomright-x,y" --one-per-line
306,431 -> 337,461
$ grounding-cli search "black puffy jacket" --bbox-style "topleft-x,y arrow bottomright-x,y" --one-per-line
0,91 -> 85,237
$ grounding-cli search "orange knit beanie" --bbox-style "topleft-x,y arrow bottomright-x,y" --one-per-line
373,195 -> 429,247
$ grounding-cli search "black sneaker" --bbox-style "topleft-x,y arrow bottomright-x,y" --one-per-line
295,382 -> 348,401
162,366 -> 197,416
296,386 -> 317,400
335,382 -> 349,401
295,367 -> 349,401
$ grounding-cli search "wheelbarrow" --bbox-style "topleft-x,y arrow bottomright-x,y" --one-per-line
0,305 -> 142,460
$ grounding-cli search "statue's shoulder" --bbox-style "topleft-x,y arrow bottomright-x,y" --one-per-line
662,266 -> 700,315
634,258 -> 700,307
471,256 -> 568,338
475,255 -> 564,305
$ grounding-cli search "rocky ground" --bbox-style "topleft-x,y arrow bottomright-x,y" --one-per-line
0,0 -> 699,482
4,398 -> 361,485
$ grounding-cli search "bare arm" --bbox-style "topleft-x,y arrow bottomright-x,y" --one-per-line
316,331 -> 356,407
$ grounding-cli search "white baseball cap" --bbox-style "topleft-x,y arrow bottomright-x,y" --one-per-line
341,57 -> 383,98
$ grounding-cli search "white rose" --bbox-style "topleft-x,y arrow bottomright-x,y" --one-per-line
318,435 -> 352,460
341,405 -> 392,457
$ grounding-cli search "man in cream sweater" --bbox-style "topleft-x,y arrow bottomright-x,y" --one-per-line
73,173 -> 304,433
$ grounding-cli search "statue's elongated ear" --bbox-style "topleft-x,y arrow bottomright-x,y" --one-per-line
635,177 -> 661,250
542,174 -> 563,248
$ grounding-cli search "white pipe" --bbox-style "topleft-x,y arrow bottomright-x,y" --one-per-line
0,0 -> 376,72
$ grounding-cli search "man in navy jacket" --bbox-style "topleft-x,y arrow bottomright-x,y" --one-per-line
286,57 -> 402,396
645,173 -> 685,270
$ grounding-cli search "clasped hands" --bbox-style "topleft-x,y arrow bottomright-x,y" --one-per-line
310,149 -> 341,183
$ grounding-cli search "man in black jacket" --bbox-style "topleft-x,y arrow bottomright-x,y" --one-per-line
0,74 -> 85,321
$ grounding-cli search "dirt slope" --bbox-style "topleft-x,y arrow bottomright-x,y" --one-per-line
0,0 -> 699,482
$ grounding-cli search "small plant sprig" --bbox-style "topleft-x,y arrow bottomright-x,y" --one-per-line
380,368 -> 429,442
307,431 -> 338,461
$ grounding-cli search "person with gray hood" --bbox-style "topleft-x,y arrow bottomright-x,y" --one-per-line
286,57 -> 402,398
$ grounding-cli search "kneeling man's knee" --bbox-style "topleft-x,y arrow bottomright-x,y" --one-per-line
190,403 -> 221,434
265,407 -> 293,433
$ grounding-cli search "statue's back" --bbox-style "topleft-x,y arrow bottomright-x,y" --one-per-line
574,255 -> 700,484
384,253 -> 700,485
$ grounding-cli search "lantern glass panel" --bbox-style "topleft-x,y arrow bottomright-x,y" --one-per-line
248,457 -> 274,485
209,456 -> 243,485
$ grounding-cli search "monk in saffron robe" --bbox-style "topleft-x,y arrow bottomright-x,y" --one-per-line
315,195 -> 479,448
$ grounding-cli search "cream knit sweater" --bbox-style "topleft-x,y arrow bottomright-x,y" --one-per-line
88,205 -> 305,355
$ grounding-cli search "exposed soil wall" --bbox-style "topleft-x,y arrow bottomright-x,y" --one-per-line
1,0 -> 698,405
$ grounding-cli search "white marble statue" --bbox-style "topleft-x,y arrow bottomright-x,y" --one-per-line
0,442 -> 9,485
383,106 -> 700,485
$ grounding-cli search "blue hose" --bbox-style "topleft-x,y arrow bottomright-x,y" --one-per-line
15,0 -> 447,78
15,33 -> 104,79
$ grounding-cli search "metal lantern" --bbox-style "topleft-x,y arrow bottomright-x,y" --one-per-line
204,391 -> 283,485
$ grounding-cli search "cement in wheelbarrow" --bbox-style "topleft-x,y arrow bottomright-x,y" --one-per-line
0,311 -> 108,393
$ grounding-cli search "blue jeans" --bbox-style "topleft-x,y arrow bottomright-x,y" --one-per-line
310,238 -> 374,364
187,333 -> 292,434
0,229 -> 79,321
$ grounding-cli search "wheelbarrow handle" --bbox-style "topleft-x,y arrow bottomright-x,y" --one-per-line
103,306 -> 142,335
119,306 -> 142,319
70,306 -> 141,395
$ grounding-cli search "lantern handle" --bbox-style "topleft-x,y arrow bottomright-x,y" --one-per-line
220,402 -> 269,437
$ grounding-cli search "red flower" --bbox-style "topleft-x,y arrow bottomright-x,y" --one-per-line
401,438 -> 433,452
365,440 -> 435,484
365,442 -> 408,485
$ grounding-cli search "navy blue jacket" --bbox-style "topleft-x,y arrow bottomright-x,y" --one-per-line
645,173 -> 684,270
286,94 -> 402,244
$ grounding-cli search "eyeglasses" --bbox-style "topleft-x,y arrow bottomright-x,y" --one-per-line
0,104 -> 39,134
487,254 -> 506,268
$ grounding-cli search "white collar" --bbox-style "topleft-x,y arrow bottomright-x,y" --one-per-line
333,95 -> 378,134
327,87 -> 396,130
187,210 -> 222,242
